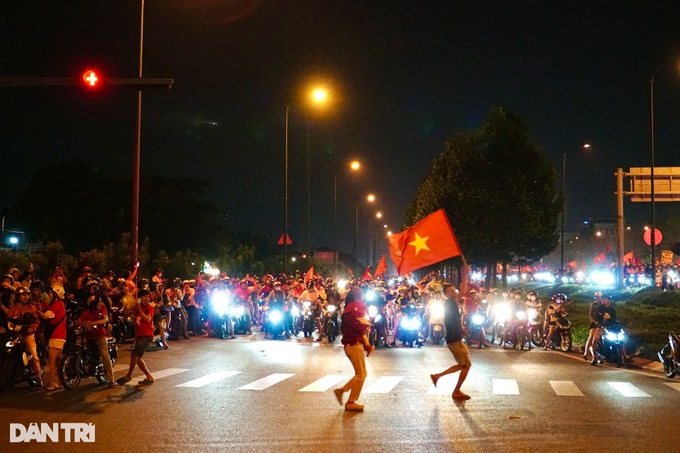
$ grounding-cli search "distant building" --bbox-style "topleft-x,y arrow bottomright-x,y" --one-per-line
580,218 -> 616,238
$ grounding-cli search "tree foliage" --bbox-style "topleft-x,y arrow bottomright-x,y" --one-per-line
406,107 -> 561,269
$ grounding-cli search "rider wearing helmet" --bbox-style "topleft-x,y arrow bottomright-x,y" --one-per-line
7,287 -> 47,386
583,291 -> 603,361
543,293 -> 567,350
588,294 -> 619,365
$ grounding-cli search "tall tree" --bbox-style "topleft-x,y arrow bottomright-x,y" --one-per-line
406,107 -> 561,283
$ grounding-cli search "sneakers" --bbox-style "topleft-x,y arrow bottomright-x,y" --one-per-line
334,388 -> 344,406
344,401 -> 364,412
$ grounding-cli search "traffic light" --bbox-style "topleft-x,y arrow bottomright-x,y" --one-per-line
82,70 -> 100,88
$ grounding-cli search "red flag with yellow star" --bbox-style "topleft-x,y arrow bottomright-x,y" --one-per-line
388,209 -> 462,275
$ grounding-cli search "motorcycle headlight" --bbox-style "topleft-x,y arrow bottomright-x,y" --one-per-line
230,306 -> 244,317
366,290 -> 376,301
368,306 -> 378,318
516,311 -> 526,320
605,331 -> 617,341
430,303 -> 444,318
495,304 -> 510,322
291,307 -> 300,317
212,292 -> 230,316
472,314 -> 484,325
269,310 -> 282,323
527,308 -> 537,320
617,331 -> 625,341
327,305 -> 337,313
303,301 -> 311,308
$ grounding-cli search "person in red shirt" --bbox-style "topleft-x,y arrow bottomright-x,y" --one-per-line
43,287 -> 67,390
117,289 -> 155,386
77,294 -> 117,388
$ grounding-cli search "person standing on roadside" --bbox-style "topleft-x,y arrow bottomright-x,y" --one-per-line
430,283 -> 472,400
117,289 -> 155,386
334,288 -> 371,412
583,291 -> 602,361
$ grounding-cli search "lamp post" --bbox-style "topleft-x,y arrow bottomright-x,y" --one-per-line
650,73 -> 658,273
560,143 -> 590,275
306,87 -> 329,254
333,160 -> 361,277
355,194 -> 375,270
130,0 -> 145,265
284,106 -> 290,273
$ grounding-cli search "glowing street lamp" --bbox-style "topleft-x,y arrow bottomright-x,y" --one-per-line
334,159 -> 362,276
367,194 -> 376,203
311,88 -> 328,104
9,237 -> 18,245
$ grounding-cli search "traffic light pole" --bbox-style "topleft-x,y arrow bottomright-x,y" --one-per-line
131,0 -> 145,266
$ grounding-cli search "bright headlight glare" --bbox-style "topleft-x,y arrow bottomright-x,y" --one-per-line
617,331 -> 625,341
303,301 -> 311,308
368,306 -> 378,317
366,290 -> 376,301
291,307 -> 300,317
495,304 -> 510,321
212,292 -> 230,316
269,310 -> 282,323
430,303 -> 444,318
527,308 -> 537,320
516,311 -> 526,320
230,306 -> 244,317
328,305 -> 337,313
605,332 -> 617,341
375,314 -> 382,322
472,314 -> 484,325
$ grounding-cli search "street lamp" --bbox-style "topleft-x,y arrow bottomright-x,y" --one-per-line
130,0 -> 146,265
306,86 -> 330,254
333,160 -> 361,277
355,194 -> 376,270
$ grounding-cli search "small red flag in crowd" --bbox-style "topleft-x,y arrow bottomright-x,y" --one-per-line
388,209 -> 462,275
374,256 -> 387,278
303,266 -> 314,285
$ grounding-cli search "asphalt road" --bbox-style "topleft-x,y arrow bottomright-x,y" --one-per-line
1,332 -> 679,453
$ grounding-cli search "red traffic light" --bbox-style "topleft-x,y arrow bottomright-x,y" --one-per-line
82,70 -> 100,88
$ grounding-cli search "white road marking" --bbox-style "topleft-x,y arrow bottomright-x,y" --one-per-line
238,373 -> 295,390
492,379 -> 520,395
125,368 -> 190,386
298,375 -> 349,392
176,371 -> 241,388
664,382 -> 680,393
607,382 -> 651,397
363,376 -> 405,394
550,380 -> 584,397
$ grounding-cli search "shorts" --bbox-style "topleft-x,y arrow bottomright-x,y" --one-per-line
131,336 -> 153,357
547,320 -> 557,326
446,341 -> 471,367
48,339 -> 66,350
153,313 -> 165,324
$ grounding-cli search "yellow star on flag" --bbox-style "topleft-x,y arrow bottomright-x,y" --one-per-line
408,232 -> 430,256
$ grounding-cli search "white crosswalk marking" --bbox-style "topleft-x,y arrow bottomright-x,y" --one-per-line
299,375 -> 349,392
493,379 -> 520,395
238,373 -> 295,391
607,382 -> 651,398
550,380 -> 584,397
125,368 -> 190,386
363,376 -> 405,394
176,371 -> 241,388
664,382 -> 680,393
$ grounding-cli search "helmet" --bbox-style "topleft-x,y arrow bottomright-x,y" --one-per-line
593,291 -> 603,299
8,268 -> 19,275
82,266 -> 92,273
551,293 -> 567,303
16,286 -> 30,296
86,278 -> 101,288
3,274 -> 14,284
106,270 -> 115,277
29,281 -> 45,291
527,290 -> 537,298
51,286 -> 65,299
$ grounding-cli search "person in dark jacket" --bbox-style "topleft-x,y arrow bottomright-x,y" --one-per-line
430,283 -> 472,400
334,288 -> 371,412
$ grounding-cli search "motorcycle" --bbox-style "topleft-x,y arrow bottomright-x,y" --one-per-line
527,308 -> 545,347
289,298 -> 301,336
0,314 -> 43,392
110,306 -> 135,344
545,310 -> 572,352
324,303 -> 340,343
503,310 -> 531,350
595,321 -> 626,367
230,302 -> 252,335
428,300 -> 445,345
468,313 -> 487,349
59,324 -> 118,389
491,302 -> 511,344
211,291 -> 234,339
266,307 -> 285,340
367,304 -> 388,347
658,332 -> 680,378
299,301 -> 315,338
396,304 -> 422,348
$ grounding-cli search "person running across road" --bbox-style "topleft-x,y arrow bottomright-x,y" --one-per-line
117,289 -> 155,386
334,288 -> 371,412
430,283 -> 472,400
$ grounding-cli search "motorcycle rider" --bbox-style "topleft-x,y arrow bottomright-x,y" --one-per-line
265,281 -> 290,338
583,291 -> 603,361
6,287 -> 46,387
502,290 -> 525,347
165,279 -> 189,340
76,292 -> 117,388
543,293 -> 566,350
589,294 -> 620,365
299,281 -> 324,340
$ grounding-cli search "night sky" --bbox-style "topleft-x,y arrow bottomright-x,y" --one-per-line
2,1 -> 680,258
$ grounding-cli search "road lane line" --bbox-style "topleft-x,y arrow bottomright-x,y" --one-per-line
299,375 -> 349,392
238,373 -> 295,390
492,379 -> 520,395
550,380 -> 584,396
607,382 -> 651,397
176,371 -> 241,388
664,382 -> 680,393
125,368 -> 190,386
363,376 -> 405,394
